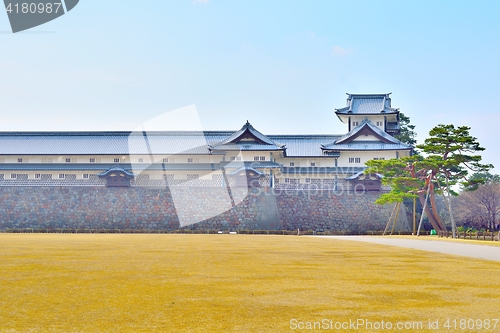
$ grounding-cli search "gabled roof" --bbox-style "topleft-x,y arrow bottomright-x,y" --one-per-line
346,170 -> 383,180
321,119 -> 412,151
221,121 -> 275,145
334,119 -> 400,144
227,166 -> 266,176
209,121 -> 285,151
335,93 -> 399,115
97,166 -> 134,178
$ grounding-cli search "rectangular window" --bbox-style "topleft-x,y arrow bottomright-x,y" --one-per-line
230,156 -> 236,161
289,162 -> 295,167
10,174 -> 17,179
254,156 -> 260,161
58,174 -> 65,179
17,158 -> 23,163
163,174 -> 174,181
305,178 -> 311,183
187,158 -> 194,163
114,158 -> 120,163
352,121 -> 359,126
373,157 -> 386,160
89,158 -> 96,163
65,158 -> 71,163
83,174 -> 89,179
260,156 -> 265,161
284,178 -> 290,183
355,158 -> 361,163
376,121 -> 383,126
35,173 -> 41,179
162,158 -> 168,163
138,158 -> 144,163
310,162 -> 316,167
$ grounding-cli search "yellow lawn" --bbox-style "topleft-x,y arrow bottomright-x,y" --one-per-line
0,234 -> 499,333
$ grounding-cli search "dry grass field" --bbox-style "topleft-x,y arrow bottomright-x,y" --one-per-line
1,234 -> 499,333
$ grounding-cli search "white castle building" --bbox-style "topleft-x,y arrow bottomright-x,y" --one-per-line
0,93 -> 412,190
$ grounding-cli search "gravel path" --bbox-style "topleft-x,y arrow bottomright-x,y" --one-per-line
321,236 -> 500,262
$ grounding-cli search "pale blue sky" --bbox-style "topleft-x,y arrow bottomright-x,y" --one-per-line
1,1 -> 499,170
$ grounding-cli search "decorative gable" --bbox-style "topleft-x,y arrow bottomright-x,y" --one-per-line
209,121 -> 285,152
98,166 -> 134,187
335,121 -> 397,145
320,119 -> 412,152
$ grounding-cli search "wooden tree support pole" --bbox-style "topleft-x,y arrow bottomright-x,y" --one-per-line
391,202 -> 401,235
417,181 -> 432,236
413,197 -> 416,235
383,204 -> 398,236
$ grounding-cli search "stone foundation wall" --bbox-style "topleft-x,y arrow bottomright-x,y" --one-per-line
0,187 -> 408,232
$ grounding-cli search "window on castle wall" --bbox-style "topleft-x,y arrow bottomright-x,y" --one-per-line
35,174 -> 41,179
310,162 -> 316,167
349,157 -> 361,163
17,158 -> 23,163
138,158 -> 144,163
114,158 -> 120,163
90,158 -> 96,163
58,174 -> 65,179
289,162 -> 294,166
187,158 -> 194,163
11,174 -> 17,179
83,174 -> 89,179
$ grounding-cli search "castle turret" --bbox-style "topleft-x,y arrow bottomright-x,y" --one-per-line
335,93 -> 400,136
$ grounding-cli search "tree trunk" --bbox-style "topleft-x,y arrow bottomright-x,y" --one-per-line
418,192 -> 443,231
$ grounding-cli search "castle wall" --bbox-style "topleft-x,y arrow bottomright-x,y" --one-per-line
0,187 -> 408,232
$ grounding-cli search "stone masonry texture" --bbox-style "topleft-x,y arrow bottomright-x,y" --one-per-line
0,187 -> 408,232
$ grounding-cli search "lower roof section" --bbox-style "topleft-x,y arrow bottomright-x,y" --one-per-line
0,161 -> 284,172
280,166 -> 366,175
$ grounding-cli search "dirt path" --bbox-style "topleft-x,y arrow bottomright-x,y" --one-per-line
321,236 -> 500,262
